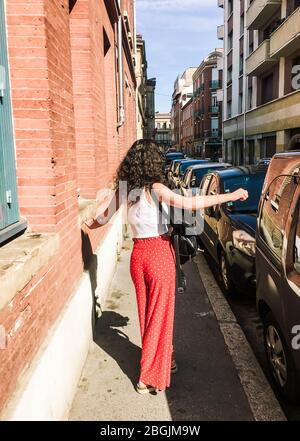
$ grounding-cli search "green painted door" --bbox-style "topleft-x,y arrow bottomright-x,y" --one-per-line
0,0 -> 19,232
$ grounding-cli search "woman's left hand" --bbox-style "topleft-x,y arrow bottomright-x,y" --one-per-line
85,218 -> 100,229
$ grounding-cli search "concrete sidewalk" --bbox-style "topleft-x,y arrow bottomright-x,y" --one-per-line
69,238 -> 284,421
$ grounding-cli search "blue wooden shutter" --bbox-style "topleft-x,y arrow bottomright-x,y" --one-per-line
0,0 -> 19,232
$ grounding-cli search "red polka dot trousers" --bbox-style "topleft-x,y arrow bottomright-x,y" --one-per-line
130,234 -> 176,391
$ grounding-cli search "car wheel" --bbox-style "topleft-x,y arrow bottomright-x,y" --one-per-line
219,251 -> 234,295
264,312 -> 300,403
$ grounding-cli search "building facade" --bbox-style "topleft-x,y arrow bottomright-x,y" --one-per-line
181,99 -> 194,155
193,49 -> 223,160
171,68 -> 196,149
0,0 -> 136,419
145,78 -> 156,139
136,34 -> 148,140
155,112 -> 172,149
135,34 -> 156,140
219,0 -> 300,165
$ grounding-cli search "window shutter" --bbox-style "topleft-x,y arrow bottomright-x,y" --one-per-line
0,0 -> 19,232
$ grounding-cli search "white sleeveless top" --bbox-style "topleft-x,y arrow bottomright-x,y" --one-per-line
127,187 -> 169,239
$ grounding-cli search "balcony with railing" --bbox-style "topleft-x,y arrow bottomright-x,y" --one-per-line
217,24 -> 224,40
209,105 -> 220,114
246,0 -> 281,30
205,130 -> 222,139
246,39 -> 277,76
194,110 -> 203,119
270,6 -> 300,58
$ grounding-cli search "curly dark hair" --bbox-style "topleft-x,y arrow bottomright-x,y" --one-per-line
114,139 -> 168,200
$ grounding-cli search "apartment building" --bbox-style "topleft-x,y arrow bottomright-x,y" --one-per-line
219,0 -> 300,164
145,77 -> 156,139
155,112 -> 172,149
181,99 -> 194,155
171,68 -> 197,149
136,34 -> 156,140
0,0 -> 136,419
136,34 -> 148,139
193,49 -> 224,160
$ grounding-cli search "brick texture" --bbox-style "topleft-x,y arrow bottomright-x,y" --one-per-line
0,0 -> 136,413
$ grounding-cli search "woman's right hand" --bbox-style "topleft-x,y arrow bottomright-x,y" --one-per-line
230,188 -> 249,202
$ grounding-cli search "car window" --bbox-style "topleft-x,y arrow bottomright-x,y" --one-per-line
200,174 -> 212,195
194,166 -> 225,186
223,174 -> 265,213
205,177 -> 218,212
260,175 -> 298,260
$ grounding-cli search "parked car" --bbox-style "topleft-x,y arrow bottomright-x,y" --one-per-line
198,166 -> 267,295
165,152 -> 186,173
168,157 -> 192,186
166,148 -> 178,154
256,151 -> 300,402
172,159 -> 210,189
180,162 -> 232,196
257,158 -> 271,167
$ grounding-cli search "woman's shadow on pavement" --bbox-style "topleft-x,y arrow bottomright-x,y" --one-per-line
81,229 -> 140,388
94,310 -> 141,388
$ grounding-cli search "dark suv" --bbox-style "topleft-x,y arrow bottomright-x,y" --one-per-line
256,151 -> 300,403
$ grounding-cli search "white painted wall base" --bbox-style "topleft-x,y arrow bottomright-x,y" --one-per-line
0,208 -> 126,421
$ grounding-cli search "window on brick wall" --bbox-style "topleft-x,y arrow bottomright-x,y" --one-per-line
0,2 -> 22,244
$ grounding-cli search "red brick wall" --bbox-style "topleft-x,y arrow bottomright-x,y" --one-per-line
0,0 -> 136,413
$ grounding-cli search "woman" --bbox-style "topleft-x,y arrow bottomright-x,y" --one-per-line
86,139 -> 248,394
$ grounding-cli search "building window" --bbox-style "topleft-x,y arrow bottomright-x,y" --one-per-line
228,31 -> 233,51
211,93 -> 218,107
247,140 -> 255,165
248,86 -> 253,110
239,54 -> 244,76
240,14 -> 244,37
228,0 -> 233,16
0,3 -> 20,243
227,66 -> 232,85
227,100 -> 232,119
239,92 -> 243,114
261,73 -> 274,104
261,135 -> 276,158
211,117 -> 219,135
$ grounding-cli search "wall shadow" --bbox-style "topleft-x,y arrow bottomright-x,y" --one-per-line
81,230 -> 99,338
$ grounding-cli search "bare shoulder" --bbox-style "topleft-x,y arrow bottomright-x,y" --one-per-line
152,182 -> 169,194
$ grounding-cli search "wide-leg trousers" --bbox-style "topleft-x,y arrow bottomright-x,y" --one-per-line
130,234 -> 176,391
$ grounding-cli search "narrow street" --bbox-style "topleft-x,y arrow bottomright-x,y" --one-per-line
69,236 -> 285,421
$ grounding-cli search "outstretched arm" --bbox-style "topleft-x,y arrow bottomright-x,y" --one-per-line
152,183 -> 248,210
85,188 -> 120,229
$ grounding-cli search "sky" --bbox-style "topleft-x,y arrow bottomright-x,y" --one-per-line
136,0 -> 223,113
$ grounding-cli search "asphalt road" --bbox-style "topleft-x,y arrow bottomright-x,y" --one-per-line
201,243 -> 300,421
